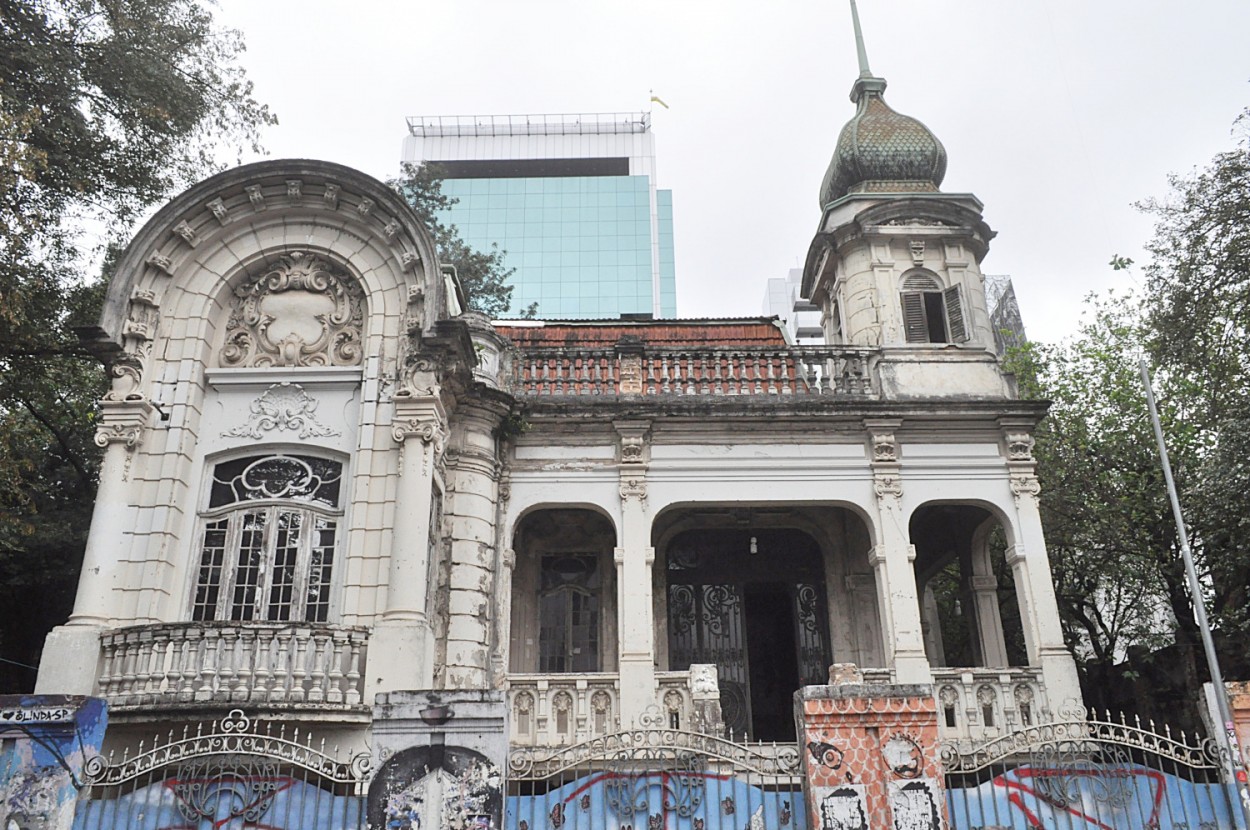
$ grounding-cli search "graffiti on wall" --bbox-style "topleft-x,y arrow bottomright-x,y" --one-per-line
367,745 -> 503,830
0,695 -> 107,830
507,771 -> 804,830
71,772 -> 365,830
947,764 -> 1243,830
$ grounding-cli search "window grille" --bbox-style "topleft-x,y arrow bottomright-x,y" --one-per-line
192,455 -> 344,623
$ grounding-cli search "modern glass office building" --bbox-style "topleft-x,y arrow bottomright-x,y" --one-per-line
402,113 -> 677,319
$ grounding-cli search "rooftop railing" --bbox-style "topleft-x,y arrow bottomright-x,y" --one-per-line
509,345 -> 878,398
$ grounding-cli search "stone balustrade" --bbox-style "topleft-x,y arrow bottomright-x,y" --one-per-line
931,666 -> 1048,742
98,622 -> 369,711
506,668 -> 721,746
506,673 -> 622,746
511,346 -> 878,397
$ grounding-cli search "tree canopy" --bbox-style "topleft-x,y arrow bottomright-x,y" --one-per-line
1022,109 -> 1250,722
0,0 -> 273,690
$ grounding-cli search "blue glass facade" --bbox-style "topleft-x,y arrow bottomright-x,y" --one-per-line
440,175 -> 676,319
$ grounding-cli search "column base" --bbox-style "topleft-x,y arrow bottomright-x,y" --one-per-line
619,657 -> 657,726
35,625 -> 103,695
891,650 -> 934,685
365,620 -> 435,702
1038,648 -> 1083,716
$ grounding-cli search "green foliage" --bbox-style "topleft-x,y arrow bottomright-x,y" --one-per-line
1024,110 -> 1250,707
0,0 -> 273,690
390,163 -> 536,319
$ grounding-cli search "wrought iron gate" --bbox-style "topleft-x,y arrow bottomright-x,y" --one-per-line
507,727 -> 804,830
73,709 -> 369,830
941,713 -> 1248,830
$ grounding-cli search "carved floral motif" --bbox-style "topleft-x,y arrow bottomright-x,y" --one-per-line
222,383 -> 341,440
219,252 -> 365,368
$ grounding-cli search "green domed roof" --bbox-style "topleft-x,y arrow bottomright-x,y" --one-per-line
819,82 -> 948,207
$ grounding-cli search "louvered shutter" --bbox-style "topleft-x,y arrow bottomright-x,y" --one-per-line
901,292 -> 928,342
944,286 -> 968,342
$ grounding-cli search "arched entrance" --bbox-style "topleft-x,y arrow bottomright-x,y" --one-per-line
664,527 -> 831,741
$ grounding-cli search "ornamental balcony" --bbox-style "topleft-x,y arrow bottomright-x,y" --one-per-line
506,668 -> 720,747
97,622 -> 369,716
508,345 -> 879,398
930,666 -> 1049,743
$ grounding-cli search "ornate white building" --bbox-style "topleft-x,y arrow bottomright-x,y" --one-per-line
31,21 -> 1082,830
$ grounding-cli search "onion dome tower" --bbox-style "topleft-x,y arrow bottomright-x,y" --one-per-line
818,4 -> 948,207
801,1 -> 1003,398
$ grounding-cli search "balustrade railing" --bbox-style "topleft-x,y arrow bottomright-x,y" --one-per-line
506,668 -> 722,746
98,622 -> 369,710
506,673 -> 622,747
931,666 -> 1048,743
511,346 -> 877,397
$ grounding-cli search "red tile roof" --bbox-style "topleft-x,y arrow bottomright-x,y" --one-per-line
495,317 -> 791,348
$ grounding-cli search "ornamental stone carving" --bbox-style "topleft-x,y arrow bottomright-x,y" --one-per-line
619,476 -> 648,504
1010,473 -> 1042,502
219,252 -> 365,368
621,435 -> 646,464
104,292 -> 159,402
1004,431 -> 1036,461
222,382 -> 341,440
871,432 -> 898,463
874,474 -> 903,500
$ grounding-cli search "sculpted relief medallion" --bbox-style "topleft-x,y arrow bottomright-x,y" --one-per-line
219,252 -> 365,368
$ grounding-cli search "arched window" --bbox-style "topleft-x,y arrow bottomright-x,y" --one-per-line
538,554 -> 602,672
192,454 -> 344,623
900,272 -> 968,344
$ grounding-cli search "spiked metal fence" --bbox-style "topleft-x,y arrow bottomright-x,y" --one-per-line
941,711 -> 1247,830
73,709 -> 369,830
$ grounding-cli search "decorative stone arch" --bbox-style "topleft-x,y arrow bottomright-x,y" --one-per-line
507,505 -> 621,675
85,159 -> 460,405
907,498 -> 1027,671
646,500 -> 882,740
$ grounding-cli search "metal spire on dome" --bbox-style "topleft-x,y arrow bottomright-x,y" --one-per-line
850,0 -> 872,78
847,0 -> 888,102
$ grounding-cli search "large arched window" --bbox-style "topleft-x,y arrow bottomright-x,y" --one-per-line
192,454 -> 344,623
900,272 -> 967,344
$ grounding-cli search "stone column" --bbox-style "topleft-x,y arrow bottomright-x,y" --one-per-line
366,395 -> 446,698
36,399 -> 152,695
920,585 -> 947,667
615,420 -> 657,724
969,571 -> 1009,668
443,402 -> 506,689
1000,420 -> 1082,709
865,419 -> 932,684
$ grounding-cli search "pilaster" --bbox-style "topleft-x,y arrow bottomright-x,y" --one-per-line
999,418 -> 1082,708
614,419 -> 656,724
443,401 -> 507,689
865,419 -> 931,684
367,394 -> 446,698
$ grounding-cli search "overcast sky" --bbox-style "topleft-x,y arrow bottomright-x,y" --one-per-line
213,0 -> 1249,345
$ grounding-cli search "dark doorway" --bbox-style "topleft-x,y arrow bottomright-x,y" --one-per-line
744,584 -> 800,741
666,528 -> 830,740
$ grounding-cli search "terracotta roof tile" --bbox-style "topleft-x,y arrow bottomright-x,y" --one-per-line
495,317 -> 790,348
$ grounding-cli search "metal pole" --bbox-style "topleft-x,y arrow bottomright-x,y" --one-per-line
1139,359 -> 1250,823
